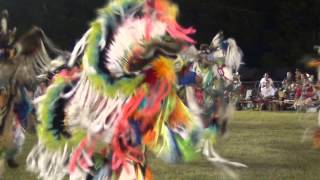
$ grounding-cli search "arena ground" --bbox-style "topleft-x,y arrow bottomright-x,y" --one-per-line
3,111 -> 320,180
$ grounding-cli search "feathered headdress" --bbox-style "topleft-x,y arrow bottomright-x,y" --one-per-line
209,31 -> 243,71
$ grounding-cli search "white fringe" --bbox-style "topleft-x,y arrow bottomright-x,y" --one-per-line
68,30 -> 91,67
197,139 -> 247,168
27,142 -> 69,180
185,86 -> 203,116
65,75 -> 128,143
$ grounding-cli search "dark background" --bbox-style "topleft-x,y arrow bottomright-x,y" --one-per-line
1,0 -> 319,80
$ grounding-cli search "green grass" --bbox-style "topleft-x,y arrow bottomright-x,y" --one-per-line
3,111 -> 320,180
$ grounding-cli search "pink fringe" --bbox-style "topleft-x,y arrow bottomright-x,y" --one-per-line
68,137 -> 88,172
111,79 -> 172,172
144,0 -> 196,44
145,16 -> 152,41
68,135 -> 98,173
166,21 -> 196,44
56,67 -> 80,80
112,89 -> 146,171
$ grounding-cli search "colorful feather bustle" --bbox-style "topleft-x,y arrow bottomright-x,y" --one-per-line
26,0 -> 245,180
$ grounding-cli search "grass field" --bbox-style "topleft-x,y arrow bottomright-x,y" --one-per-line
3,111 -> 320,180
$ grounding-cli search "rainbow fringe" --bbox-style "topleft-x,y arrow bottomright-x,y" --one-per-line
37,75 -> 85,150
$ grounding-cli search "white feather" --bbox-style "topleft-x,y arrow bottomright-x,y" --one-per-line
211,31 -> 223,48
207,142 -> 247,168
225,38 -> 243,71
105,18 -> 167,77
68,29 -> 91,67
1,16 -> 7,34
50,56 -> 65,72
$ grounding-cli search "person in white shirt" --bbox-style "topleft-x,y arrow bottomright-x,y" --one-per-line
261,82 -> 275,98
259,73 -> 273,90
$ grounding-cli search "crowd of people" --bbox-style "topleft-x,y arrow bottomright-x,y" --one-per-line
239,69 -> 320,111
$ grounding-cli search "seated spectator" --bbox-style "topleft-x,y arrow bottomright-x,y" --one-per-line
261,81 -> 276,98
295,69 -> 302,85
259,73 -> 273,91
295,84 -> 302,99
282,71 -> 293,90
287,83 -> 297,100
304,82 -> 315,99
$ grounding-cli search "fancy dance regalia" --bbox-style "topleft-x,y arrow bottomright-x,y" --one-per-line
27,0 -> 245,180
197,32 -> 242,130
177,31 -> 245,166
0,10 -> 66,174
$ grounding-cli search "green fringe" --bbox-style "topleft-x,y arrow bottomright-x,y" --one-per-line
98,0 -> 143,16
37,76 -> 85,150
202,126 -> 217,145
175,136 -> 200,162
82,0 -> 144,97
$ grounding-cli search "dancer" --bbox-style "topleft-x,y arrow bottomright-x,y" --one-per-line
27,1 -> 245,180
177,31 -> 245,168
0,10 -> 66,176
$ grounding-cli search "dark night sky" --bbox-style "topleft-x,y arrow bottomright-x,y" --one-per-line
0,0 -> 319,79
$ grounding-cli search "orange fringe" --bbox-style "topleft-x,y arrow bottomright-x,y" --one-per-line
151,57 -> 176,84
154,0 -> 178,20
143,130 -> 156,145
145,166 -> 153,180
169,97 -> 190,128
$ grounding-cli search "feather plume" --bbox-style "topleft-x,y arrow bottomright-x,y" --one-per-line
225,38 -> 243,71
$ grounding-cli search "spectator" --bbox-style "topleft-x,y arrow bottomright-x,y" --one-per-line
282,71 -> 293,90
259,73 -> 273,90
261,81 -> 276,98
295,69 -> 302,85
302,76 -> 315,99
295,83 -> 302,99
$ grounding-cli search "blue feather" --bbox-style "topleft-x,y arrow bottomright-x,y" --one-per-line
168,128 -> 182,161
14,88 -> 32,128
93,165 -> 112,180
179,71 -> 196,86
129,120 -> 142,146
